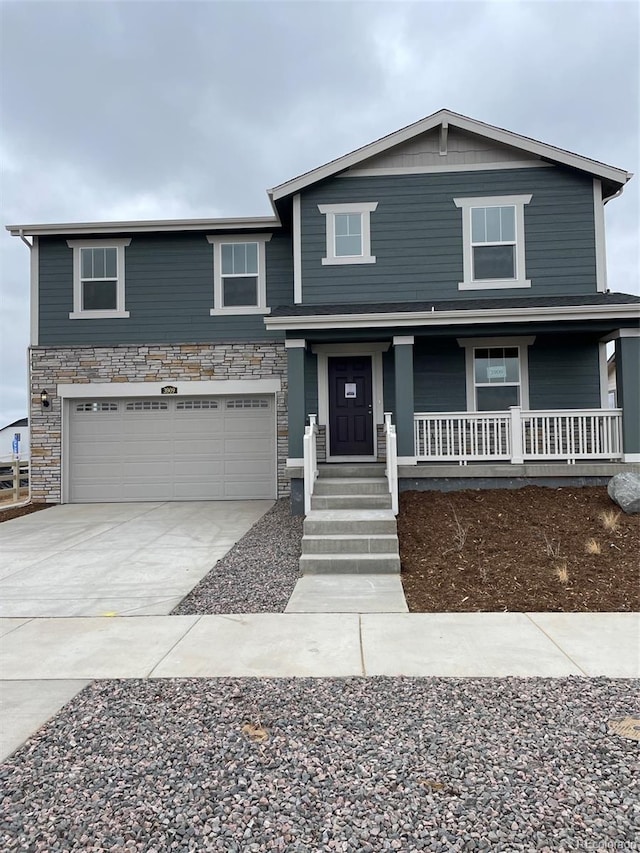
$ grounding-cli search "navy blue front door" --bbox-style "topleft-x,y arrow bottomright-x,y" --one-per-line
328,356 -> 374,456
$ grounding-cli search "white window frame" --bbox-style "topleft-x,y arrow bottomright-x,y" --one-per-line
318,202 -> 378,265
457,336 -> 535,412
453,195 -> 532,290
67,238 -> 131,319
207,234 -> 272,315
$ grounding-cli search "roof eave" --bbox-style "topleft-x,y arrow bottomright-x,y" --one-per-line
264,303 -> 640,331
6,215 -> 281,237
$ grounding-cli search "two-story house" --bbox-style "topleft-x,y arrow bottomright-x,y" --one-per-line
7,110 -> 639,512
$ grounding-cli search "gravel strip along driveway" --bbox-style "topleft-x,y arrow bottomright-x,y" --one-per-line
1,677 -> 637,851
172,499 -> 303,615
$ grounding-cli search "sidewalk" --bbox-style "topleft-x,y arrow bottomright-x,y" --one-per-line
2,610 -> 638,760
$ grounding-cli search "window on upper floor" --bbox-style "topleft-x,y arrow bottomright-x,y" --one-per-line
207,234 -> 271,315
67,238 -> 131,319
318,202 -> 378,265
453,195 -> 532,290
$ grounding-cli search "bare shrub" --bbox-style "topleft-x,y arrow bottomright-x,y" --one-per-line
585,538 -> 602,555
543,533 -> 561,559
443,504 -> 468,556
600,509 -> 621,532
554,560 -> 569,584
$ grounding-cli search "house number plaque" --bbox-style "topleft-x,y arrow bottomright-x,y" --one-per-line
161,385 -> 178,395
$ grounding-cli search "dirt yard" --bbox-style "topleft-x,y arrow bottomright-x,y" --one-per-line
398,486 -> 639,613
0,502 -> 53,524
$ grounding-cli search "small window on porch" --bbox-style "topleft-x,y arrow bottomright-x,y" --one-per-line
473,347 -> 521,411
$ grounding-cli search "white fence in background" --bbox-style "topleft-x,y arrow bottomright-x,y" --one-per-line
383,412 -> 399,515
414,408 -> 623,464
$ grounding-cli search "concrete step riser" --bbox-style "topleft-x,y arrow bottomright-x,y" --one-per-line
303,519 -> 398,535
317,466 -> 386,479
311,496 -> 392,510
299,555 -> 402,575
314,479 -> 389,496
302,536 -> 399,555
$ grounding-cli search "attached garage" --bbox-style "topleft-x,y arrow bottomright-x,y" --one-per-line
66,395 -> 276,502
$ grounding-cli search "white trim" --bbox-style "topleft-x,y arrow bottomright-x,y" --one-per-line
284,338 -> 306,349
266,304 -> 639,332
454,195 -> 532,291
398,456 -> 418,465
30,236 -> 39,346
313,345 -> 385,461
623,453 -> 640,462
593,180 -> 607,293
293,194 -> 302,303
393,335 -> 414,346
343,161 -> 551,177
56,378 -> 282,398
207,234 -> 271,315
439,120 -> 448,156
598,342 -> 609,408
286,457 -> 304,467
601,327 -> 640,341
269,109 -> 630,200
69,310 -> 130,320
67,238 -> 131,319
318,202 -> 377,265
458,336 -> 535,412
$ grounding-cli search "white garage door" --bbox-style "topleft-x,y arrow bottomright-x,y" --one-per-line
67,396 -> 276,502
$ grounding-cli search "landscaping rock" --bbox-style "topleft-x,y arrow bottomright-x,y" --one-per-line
607,471 -> 640,513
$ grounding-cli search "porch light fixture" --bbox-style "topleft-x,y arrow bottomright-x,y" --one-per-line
40,389 -> 50,408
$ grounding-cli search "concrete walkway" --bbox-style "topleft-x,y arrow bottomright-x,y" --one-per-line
2,610 -> 638,760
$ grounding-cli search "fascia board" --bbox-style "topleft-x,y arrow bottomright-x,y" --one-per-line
269,109 -> 630,201
264,304 -> 640,331
6,216 -> 281,237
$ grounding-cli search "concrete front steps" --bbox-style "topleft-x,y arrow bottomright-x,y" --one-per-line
299,465 -> 401,575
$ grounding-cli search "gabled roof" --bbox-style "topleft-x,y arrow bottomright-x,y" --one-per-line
0,418 -> 28,431
268,109 -> 632,201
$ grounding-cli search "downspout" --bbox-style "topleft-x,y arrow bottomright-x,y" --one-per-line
18,229 -> 34,505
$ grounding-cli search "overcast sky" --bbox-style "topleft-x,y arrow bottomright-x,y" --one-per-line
1,0 -> 638,428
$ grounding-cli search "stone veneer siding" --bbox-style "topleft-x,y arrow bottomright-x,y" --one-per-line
29,342 -> 288,503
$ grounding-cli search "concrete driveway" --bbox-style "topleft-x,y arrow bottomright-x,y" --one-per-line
0,501 -> 273,618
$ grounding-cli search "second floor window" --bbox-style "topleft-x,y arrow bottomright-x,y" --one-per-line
454,194 -> 532,290
67,238 -> 131,319
471,205 -> 516,280
221,242 -> 259,307
207,234 -> 272,315
318,202 -> 378,265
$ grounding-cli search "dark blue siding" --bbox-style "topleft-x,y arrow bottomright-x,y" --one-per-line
300,166 -> 597,304
528,335 -> 601,409
38,232 -> 292,345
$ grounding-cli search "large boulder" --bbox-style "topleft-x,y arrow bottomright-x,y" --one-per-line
607,472 -> 640,514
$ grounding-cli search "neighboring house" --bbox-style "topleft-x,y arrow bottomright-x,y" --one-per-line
0,418 -> 29,461
6,109 -> 640,509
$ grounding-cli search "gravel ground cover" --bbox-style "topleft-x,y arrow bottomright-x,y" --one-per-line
1,677 -> 638,852
172,499 -> 303,615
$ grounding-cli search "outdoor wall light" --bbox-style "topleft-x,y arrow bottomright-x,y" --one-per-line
40,389 -> 50,408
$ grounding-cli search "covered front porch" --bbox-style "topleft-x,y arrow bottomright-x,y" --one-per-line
278,320 -> 639,514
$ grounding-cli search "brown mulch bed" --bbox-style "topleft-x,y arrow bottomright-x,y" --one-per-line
398,486 -> 639,613
0,502 -> 54,524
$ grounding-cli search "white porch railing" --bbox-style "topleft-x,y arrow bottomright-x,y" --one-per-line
414,408 -> 623,464
383,412 -> 399,515
303,414 -> 319,514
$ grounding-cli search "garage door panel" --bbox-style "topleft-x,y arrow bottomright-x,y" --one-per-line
68,396 -> 276,502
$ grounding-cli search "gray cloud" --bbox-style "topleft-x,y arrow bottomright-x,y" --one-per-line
1,0 -> 638,426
